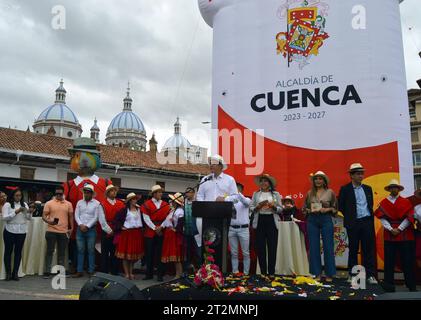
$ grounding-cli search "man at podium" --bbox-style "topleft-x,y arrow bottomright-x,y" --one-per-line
196,155 -> 238,248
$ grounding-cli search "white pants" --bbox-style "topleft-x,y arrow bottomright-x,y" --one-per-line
195,218 -> 202,247
228,226 -> 250,274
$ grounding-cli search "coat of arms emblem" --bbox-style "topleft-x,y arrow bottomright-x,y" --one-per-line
276,0 -> 330,69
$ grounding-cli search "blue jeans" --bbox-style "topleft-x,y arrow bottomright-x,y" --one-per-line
307,214 -> 336,277
76,227 -> 96,273
228,227 -> 250,274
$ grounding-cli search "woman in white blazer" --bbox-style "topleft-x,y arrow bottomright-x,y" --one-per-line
250,174 -> 282,276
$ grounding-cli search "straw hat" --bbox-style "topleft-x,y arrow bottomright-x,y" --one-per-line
310,171 -> 330,185
82,184 -> 95,193
208,154 -> 228,171
169,192 -> 184,206
349,163 -> 365,173
150,185 -> 163,195
254,173 -> 277,188
126,192 -> 137,202
384,179 -> 404,192
105,184 -> 119,195
282,195 -> 295,205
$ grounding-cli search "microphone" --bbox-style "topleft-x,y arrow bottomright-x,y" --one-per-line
203,174 -> 214,182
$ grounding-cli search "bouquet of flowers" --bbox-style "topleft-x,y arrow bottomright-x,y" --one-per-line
194,241 -> 224,289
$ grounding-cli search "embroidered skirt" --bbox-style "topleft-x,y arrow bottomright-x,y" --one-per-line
115,228 -> 144,261
161,228 -> 184,263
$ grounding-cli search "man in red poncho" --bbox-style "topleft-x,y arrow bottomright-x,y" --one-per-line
100,185 -> 125,275
63,137 -> 112,274
374,179 -> 416,292
407,188 -> 421,284
140,185 -> 171,281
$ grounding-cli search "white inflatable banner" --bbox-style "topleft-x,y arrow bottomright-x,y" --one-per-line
199,0 -> 411,268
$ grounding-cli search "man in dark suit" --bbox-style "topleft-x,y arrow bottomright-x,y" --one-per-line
338,163 -> 378,285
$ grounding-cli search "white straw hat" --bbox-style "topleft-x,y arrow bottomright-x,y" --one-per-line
208,154 -> 228,171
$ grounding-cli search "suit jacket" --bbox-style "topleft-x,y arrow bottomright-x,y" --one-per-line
338,182 -> 374,229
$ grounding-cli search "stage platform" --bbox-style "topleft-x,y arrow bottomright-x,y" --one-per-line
140,274 -> 385,300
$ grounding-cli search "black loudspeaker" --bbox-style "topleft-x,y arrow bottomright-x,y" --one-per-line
375,292 -> 421,300
79,273 -> 144,300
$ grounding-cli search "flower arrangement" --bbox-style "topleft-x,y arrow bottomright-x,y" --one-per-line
194,241 -> 224,289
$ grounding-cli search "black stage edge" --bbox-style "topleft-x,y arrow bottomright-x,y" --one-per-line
140,274 -> 385,301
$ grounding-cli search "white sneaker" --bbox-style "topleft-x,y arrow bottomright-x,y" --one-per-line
367,276 -> 378,285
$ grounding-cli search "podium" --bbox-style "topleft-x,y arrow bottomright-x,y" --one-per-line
192,201 -> 233,273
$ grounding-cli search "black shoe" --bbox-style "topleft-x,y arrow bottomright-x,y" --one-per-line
142,275 -> 153,280
42,273 -> 51,279
5,273 -> 12,281
409,288 -> 418,292
12,274 -> 19,281
157,276 -> 164,282
380,281 -> 396,293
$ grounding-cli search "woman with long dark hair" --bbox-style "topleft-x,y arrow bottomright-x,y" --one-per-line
250,174 -> 283,276
1,188 -> 31,281
303,171 -> 337,282
114,193 -> 144,280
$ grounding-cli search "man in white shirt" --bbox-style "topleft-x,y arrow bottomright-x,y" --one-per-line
73,184 -> 111,277
141,185 -> 171,281
225,183 -> 251,275
196,154 -> 238,248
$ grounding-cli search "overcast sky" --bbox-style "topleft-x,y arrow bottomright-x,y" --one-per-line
0,0 -> 420,152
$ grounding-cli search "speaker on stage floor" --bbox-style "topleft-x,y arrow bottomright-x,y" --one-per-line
375,291 -> 421,300
79,272 -> 144,300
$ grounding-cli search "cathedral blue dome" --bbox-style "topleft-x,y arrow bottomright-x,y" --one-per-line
36,103 -> 79,123
107,111 -> 146,133
162,117 -> 192,150
105,85 -> 147,151
163,134 -> 192,149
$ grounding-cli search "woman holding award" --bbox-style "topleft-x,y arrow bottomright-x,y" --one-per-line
250,174 -> 283,276
303,171 -> 337,282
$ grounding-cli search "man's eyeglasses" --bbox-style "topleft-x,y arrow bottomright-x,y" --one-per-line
55,193 -> 64,196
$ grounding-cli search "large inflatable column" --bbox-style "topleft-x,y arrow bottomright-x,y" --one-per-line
199,0 -> 411,268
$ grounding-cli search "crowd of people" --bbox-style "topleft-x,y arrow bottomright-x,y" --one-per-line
0,155 -> 420,293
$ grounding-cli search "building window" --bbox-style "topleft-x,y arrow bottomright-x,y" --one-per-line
410,106 -> 416,119
156,181 -> 166,191
67,131 -> 73,138
413,151 -> 421,166
20,167 -> 35,180
412,129 -> 419,143
415,176 -> 421,190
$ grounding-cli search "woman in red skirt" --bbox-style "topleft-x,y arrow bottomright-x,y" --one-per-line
114,193 -> 144,280
161,192 -> 185,279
